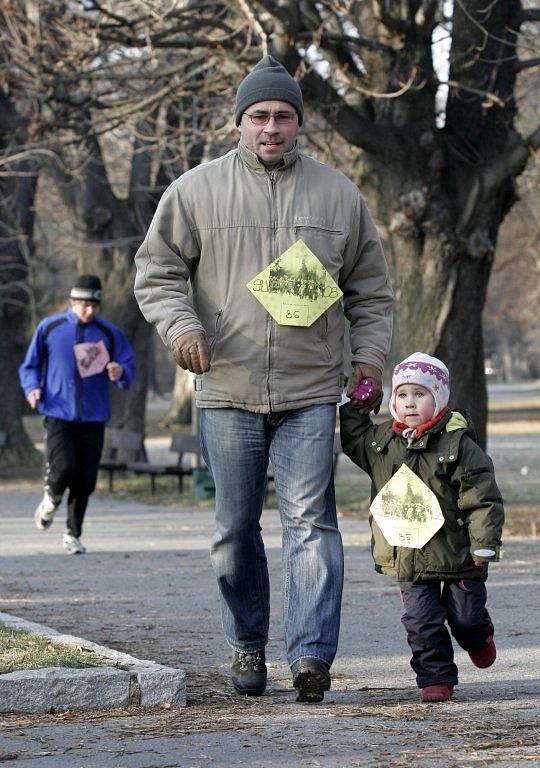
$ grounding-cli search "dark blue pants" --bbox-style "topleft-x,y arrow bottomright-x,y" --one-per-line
400,580 -> 494,688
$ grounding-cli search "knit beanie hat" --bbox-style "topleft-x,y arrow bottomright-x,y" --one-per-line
234,55 -> 304,126
389,352 -> 450,422
70,275 -> 102,303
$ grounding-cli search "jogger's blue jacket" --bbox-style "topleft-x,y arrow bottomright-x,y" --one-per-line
19,308 -> 136,422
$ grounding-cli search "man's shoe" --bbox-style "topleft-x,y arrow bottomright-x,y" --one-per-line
34,491 -> 61,530
291,657 -> 331,703
62,532 -> 86,555
421,684 -> 454,703
468,636 -> 496,668
231,649 -> 267,696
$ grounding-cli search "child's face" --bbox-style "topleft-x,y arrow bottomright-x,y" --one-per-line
394,384 -> 435,426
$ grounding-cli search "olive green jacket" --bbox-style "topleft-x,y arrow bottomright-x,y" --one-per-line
134,141 -> 393,413
340,406 -> 504,582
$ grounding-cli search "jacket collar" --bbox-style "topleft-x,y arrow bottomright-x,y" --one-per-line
392,409 -> 473,462
238,140 -> 299,174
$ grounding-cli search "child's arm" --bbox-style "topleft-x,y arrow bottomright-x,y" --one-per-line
339,403 -> 376,474
453,437 -> 505,562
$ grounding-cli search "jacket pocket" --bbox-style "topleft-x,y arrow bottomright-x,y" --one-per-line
371,518 -> 395,566
318,314 -> 331,361
208,309 -> 223,359
293,225 -> 347,273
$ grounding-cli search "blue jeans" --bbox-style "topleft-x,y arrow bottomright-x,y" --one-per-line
200,405 -> 344,667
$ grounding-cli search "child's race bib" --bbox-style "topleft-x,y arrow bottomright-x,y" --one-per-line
370,463 -> 444,548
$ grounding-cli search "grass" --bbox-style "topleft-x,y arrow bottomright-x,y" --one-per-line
0,626 -> 106,675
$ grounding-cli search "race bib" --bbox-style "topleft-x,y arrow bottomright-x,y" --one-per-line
246,239 -> 342,327
73,340 -> 110,378
370,463 -> 444,549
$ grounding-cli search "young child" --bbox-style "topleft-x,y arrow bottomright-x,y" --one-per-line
340,352 -> 504,703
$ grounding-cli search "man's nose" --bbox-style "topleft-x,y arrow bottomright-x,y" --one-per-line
264,117 -> 280,130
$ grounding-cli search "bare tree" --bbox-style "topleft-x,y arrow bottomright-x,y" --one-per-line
1,0 -> 538,453
228,0 -> 539,445
0,0 -> 245,457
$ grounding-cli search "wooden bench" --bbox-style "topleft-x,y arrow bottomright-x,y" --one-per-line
128,433 -> 203,494
99,428 -> 145,491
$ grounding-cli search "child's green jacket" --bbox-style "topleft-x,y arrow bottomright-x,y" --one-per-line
339,405 -> 504,582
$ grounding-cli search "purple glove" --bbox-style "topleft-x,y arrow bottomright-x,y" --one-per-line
347,363 -> 383,413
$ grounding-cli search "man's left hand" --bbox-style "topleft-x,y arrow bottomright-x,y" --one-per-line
106,362 -> 123,381
347,363 -> 383,413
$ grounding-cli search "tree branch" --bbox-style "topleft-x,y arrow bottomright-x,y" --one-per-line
514,57 -> 540,72
301,70 -> 402,159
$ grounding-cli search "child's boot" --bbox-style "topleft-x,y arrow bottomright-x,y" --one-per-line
421,683 -> 454,703
468,635 -> 496,668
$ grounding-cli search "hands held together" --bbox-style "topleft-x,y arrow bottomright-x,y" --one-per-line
346,363 -> 383,413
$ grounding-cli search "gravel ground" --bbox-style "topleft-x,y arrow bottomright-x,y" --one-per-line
0,479 -> 538,767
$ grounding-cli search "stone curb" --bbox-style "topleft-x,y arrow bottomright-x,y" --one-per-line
0,611 -> 186,713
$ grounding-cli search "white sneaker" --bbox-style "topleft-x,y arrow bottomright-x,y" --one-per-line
62,532 -> 86,555
34,491 -> 61,530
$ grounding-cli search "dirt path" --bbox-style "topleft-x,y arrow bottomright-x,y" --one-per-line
0,482 -> 538,767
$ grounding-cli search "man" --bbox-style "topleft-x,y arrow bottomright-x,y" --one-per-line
19,275 -> 135,554
134,56 -> 393,702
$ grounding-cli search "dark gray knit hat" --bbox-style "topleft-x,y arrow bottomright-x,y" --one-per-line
234,55 -> 304,126
70,274 -> 102,303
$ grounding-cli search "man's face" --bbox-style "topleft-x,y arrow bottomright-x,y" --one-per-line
70,299 -> 100,324
239,100 -> 299,166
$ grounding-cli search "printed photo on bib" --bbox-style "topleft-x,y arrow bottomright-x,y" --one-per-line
370,463 -> 445,548
246,239 -> 343,326
73,339 -> 110,378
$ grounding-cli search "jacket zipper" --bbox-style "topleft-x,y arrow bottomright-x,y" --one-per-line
267,171 -> 277,411
75,322 -> 83,421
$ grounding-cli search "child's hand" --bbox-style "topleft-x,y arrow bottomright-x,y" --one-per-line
347,363 -> 383,413
474,560 -> 489,579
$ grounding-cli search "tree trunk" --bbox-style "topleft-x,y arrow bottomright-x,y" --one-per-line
297,0 -> 536,447
0,94 -> 40,467
160,368 -> 193,428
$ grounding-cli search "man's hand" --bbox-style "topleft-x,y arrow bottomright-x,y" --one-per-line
347,363 -> 383,413
171,331 -> 210,375
27,388 -> 42,410
106,362 -> 124,381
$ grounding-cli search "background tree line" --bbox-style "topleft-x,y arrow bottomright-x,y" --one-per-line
0,0 -> 538,466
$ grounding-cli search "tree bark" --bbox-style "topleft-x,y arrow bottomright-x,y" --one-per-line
0,94 -> 41,467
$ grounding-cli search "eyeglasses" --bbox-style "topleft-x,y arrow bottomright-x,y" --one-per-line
243,111 -> 297,126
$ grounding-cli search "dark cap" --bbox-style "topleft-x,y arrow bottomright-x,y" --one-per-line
70,275 -> 102,303
234,55 -> 304,126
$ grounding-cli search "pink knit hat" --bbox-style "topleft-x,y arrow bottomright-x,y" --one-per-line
390,352 -> 450,422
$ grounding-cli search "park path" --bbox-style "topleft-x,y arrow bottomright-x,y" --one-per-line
0,481 -> 538,767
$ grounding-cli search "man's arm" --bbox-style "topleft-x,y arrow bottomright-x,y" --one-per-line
108,327 -> 136,390
340,193 -> 394,410
134,180 -> 205,350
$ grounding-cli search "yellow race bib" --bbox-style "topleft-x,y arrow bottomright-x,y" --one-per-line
246,239 -> 342,327
370,463 -> 445,548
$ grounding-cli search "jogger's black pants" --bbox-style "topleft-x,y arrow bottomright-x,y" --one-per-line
44,416 -> 105,537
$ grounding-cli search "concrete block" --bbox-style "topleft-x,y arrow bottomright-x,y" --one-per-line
134,665 -> 187,708
0,666 -> 131,713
